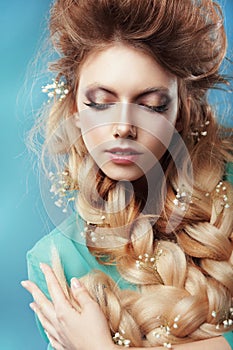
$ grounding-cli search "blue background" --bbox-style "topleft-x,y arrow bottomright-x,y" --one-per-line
0,1 -> 232,349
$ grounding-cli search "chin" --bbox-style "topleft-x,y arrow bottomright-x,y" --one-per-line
102,169 -> 144,182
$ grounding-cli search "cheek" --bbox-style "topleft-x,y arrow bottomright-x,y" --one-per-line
143,137 -> 166,164
143,119 -> 176,152
81,125 -> 109,151
153,144 -> 168,165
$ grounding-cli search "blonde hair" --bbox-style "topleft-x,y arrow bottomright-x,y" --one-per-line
34,0 -> 233,346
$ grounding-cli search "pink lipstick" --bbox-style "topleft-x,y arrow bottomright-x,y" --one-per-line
106,147 -> 142,164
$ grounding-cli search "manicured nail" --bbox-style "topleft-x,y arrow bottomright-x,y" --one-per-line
71,278 -> 82,289
29,302 -> 35,311
39,262 -> 47,272
21,280 -> 28,287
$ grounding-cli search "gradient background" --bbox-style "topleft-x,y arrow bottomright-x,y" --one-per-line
0,1 -> 232,349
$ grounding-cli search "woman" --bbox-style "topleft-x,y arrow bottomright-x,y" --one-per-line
22,0 -> 233,349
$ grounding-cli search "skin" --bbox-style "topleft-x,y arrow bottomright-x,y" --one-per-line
76,44 -> 178,182
22,44 -> 231,349
21,265 -> 230,350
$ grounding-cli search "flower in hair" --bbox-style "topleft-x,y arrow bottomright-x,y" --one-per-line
205,180 -> 231,216
49,171 -> 76,213
80,223 -> 105,243
136,244 -> 163,284
112,329 -> 131,347
42,78 -> 69,103
214,181 -> 231,209
152,319 -> 175,349
212,306 -> 233,330
190,120 -> 210,142
152,314 -> 181,348
173,185 -> 193,211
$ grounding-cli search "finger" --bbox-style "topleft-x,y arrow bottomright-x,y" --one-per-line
30,302 -> 59,341
70,278 -> 95,308
21,280 -> 55,319
40,263 -> 70,308
45,332 -> 63,350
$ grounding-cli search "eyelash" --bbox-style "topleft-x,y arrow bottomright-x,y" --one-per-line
139,103 -> 169,113
84,101 -> 169,113
84,101 -> 114,110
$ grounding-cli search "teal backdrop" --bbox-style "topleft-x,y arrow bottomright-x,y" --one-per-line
0,1 -> 232,349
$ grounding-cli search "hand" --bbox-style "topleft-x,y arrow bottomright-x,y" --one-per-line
22,265 -> 230,350
21,264 -> 117,350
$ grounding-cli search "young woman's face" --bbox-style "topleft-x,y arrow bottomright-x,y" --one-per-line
76,44 -> 178,181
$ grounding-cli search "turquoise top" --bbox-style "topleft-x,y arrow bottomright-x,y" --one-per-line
27,164 -> 233,349
27,212 -> 136,350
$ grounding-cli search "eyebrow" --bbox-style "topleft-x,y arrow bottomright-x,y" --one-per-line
84,84 -> 117,98
84,84 -> 171,100
136,86 -> 171,99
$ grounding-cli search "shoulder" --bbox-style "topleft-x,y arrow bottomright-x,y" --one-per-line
26,212 -> 95,286
26,212 -> 137,292
27,212 -> 85,265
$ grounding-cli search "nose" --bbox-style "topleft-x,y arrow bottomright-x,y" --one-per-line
112,103 -> 137,139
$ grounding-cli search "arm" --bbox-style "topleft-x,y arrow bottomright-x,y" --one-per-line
21,264 -> 232,350
22,263 -> 115,350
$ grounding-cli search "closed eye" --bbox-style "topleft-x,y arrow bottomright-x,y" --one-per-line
139,103 -> 169,113
83,101 -> 115,110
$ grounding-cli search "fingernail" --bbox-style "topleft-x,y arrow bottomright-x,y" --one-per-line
39,263 -> 46,272
29,302 -> 35,311
71,278 -> 82,289
21,280 -> 28,287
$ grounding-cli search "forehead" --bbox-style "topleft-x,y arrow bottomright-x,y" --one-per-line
78,44 -> 177,96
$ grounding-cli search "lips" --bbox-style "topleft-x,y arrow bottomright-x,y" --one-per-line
106,147 -> 141,155
106,147 -> 142,164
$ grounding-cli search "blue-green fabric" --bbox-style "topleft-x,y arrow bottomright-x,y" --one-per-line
27,168 -> 233,349
226,163 -> 233,184
223,332 -> 233,348
27,212 -> 136,348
